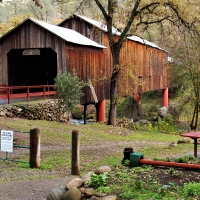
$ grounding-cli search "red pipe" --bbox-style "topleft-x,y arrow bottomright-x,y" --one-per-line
140,159 -> 200,169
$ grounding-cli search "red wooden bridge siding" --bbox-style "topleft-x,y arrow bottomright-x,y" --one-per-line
66,44 -> 108,104
59,15 -> 168,96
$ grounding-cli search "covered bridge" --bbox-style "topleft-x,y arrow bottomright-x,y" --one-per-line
0,16 -> 169,122
58,14 -> 169,107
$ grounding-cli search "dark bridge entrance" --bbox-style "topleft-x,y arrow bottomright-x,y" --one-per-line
8,48 -> 57,87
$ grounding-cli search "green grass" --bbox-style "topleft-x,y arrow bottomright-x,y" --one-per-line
0,116 -> 198,199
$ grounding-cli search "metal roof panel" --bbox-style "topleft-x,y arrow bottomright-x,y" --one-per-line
30,18 -> 106,49
75,14 -> 165,51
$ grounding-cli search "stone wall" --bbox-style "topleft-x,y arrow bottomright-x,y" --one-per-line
0,100 -> 70,122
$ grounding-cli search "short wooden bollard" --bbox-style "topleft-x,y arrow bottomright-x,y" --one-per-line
30,128 -> 40,168
71,130 -> 80,175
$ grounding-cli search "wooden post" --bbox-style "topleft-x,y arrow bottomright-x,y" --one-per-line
71,130 -> 80,175
30,128 -> 40,168
84,104 -> 87,124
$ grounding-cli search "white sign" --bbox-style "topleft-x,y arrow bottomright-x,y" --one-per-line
1,130 -> 13,152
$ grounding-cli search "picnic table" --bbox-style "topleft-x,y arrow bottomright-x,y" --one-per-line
180,131 -> 200,158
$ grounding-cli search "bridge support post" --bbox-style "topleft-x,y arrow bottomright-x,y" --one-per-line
162,87 -> 168,107
96,99 -> 106,122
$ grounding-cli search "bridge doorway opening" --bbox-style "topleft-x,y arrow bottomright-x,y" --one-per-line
8,48 -> 57,88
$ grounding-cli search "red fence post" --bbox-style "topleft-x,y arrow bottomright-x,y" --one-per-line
43,86 -> 46,100
27,87 -> 30,102
7,87 -> 10,104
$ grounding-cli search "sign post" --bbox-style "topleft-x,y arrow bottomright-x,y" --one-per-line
1,130 -> 13,152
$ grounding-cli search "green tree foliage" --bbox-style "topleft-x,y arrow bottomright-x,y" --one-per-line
167,32 -> 200,130
0,14 -> 31,37
54,71 -> 85,118
26,0 -> 56,22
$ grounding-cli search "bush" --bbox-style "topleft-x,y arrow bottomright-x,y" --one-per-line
89,172 -> 108,188
182,182 -> 200,198
117,96 -> 144,121
54,70 -> 85,120
72,106 -> 83,119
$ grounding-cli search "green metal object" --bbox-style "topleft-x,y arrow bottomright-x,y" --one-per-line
130,152 -> 144,167
0,130 -> 30,164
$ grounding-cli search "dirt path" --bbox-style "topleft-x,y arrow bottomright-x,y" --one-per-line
0,177 -> 75,200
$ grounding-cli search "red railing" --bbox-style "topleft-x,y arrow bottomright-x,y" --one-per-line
0,85 -> 56,104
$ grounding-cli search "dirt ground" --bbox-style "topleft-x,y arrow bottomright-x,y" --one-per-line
0,177 -> 75,200
1,120 -> 200,199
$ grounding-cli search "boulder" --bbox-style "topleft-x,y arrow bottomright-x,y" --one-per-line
47,186 -> 67,200
81,171 -> 93,182
66,177 -> 84,189
101,195 -> 117,200
158,106 -> 168,119
169,142 -> 177,147
177,138 -> 191,144
61,186 -> 81,200
94,166 -> 111,174
85,188 -> 95,197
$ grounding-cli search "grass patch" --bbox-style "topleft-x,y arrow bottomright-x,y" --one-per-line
0,116 -> 199,199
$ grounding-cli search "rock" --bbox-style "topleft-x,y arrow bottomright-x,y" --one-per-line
79,187 -> 85,194
0,111 -> 6,116
94,166 -> 111,174
47,186 -> 67,200
138,119 -> 149,124
177,138 -> 191,144
101,195 -> 117,200
66,177 -> 84,189
85,188 -> 95,197
158,104 -> 180,120
90,196 -> 101,200
94,191 -> 107,197
158,106 -> 168,119
0,100 -> 71,122
169,142 -> 177,147
81,171 -> 93,182
61,186 -> 81,200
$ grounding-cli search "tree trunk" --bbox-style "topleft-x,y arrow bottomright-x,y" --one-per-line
190,98 -> 199,131
108,65 -> 120,125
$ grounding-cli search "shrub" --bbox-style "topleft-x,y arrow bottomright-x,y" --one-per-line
89,172 -> 108,188
54,70 -> 85,120
72,106 -> 83,119
182,182 -> 200,198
